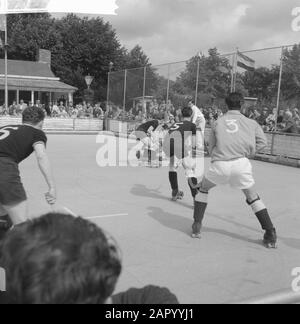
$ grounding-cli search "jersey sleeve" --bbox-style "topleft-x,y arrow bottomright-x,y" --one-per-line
208,123 -> 217,155
32,129 -> 47,148
255,123 -> 268,153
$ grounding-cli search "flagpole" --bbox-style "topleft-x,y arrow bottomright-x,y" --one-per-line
195,53 -> 200,105
230,53 -> 235,92
233,48 -> 238,92
274,46 -> 284,132
4,13 -> 8,112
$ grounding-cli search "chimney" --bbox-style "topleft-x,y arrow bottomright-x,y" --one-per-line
37,49 -> 51,66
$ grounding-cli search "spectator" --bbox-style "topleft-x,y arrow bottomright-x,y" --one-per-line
0,213 -> 179,304
8,101 -> 17,116
51,102 -> 60,117
86,103 -> 94,118
93,103 -> 103,119
248,107 -> 261,121
19,100 -> 27,113
265,108 -> 277,132
257,107 -> 269,129
292,108 -> 300,126
281,110 -> 299,134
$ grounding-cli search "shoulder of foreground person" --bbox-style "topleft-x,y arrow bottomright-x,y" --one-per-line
112,285 -> 179,305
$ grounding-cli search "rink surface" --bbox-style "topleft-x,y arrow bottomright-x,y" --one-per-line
20,134 -> 300,304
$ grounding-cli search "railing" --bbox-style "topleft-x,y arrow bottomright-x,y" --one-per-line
203,129 -> 300,160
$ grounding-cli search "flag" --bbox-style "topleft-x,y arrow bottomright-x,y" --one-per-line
0,14 -> 5,48
237,51 -> 255,72
0,14 -> 6,31
0,0 -> 118,15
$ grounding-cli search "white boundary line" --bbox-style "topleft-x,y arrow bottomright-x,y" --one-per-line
62,207 -> 129,220
86,214 -> 129,220
63,207 -> 78,217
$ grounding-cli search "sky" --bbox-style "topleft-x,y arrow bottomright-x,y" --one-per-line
105,0 -> 300,65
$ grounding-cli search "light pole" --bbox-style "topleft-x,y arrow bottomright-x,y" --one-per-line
195,52 -> 201,106
85,74 -> 94,90
106,62 -> 113,110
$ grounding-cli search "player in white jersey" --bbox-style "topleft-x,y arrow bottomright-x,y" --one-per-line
188,100 -> 206,136
190,93 -> 277,248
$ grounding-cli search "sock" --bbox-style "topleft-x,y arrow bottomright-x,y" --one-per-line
194,191 -> 208,224
169,171 -> 178,195
247,197 -> 274,230
0,215 -> 12,241
148,149 -> 152,164
0,215 -> 12,230
188,177 -> 198,198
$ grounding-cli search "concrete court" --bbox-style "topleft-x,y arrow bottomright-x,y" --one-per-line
19,134 -> 300,304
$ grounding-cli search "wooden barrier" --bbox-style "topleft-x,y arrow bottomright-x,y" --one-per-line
0,117 -> 103,132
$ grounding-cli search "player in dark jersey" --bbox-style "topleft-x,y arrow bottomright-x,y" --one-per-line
134,120 -> 164,165
163,107 -> 204,201
0,106 -> 56,235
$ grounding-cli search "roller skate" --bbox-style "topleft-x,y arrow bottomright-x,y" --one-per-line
171,190 -> 184,202
263,228 -> 277,249
191,222 -> 202,239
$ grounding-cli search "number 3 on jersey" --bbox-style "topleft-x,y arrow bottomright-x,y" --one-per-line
0,127 -> 19,140
226,120 -> 239,133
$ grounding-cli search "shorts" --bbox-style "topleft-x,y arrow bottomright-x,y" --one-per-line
206,158 -> 255,190
0,157 -> 27,206
169,154 -> 204,179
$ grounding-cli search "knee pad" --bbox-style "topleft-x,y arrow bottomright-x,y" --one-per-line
247,196 -> 266,213
195,190 -> 208,203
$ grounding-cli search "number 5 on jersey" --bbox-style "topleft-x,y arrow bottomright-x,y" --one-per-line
226,120 -> 239,133
0,127 -> 19,140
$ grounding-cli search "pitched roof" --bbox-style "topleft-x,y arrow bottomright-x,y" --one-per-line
0,59 -> 77,92
0,59 -> 57,79
0,78 -> 77,92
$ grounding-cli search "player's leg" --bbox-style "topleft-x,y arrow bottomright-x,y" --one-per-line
169,156 -> 183,201
183,153 -> 204,200
0,204 -> 12,241
191,161 -> 230,238
230,158 -> 277,248
192,177 -> 216,238
3,201 -> 28,225
182,156 -> 198,199
243,187 -> 277,248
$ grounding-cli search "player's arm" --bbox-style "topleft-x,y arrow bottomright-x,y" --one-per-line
255,124 -> 268,153
34,143 -> 57,205
208,125 -> 217,156
196,114 -> 206,134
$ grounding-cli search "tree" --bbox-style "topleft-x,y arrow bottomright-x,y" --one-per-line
173,48 -> 236,107
242,67 -> 279,104
281,44 -> 300,104
1,14 -> 152,103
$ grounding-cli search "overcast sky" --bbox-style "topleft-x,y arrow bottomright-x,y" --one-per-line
106,0 -> 300,65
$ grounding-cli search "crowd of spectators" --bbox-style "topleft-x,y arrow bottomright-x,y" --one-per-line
0,100 -> 105,119
1,97 -> 299,134
245,106 -> 300,134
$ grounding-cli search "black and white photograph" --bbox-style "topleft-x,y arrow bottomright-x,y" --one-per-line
0,0 -> 300,307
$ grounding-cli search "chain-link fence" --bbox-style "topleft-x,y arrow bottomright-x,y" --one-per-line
107,44 -> 300,128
